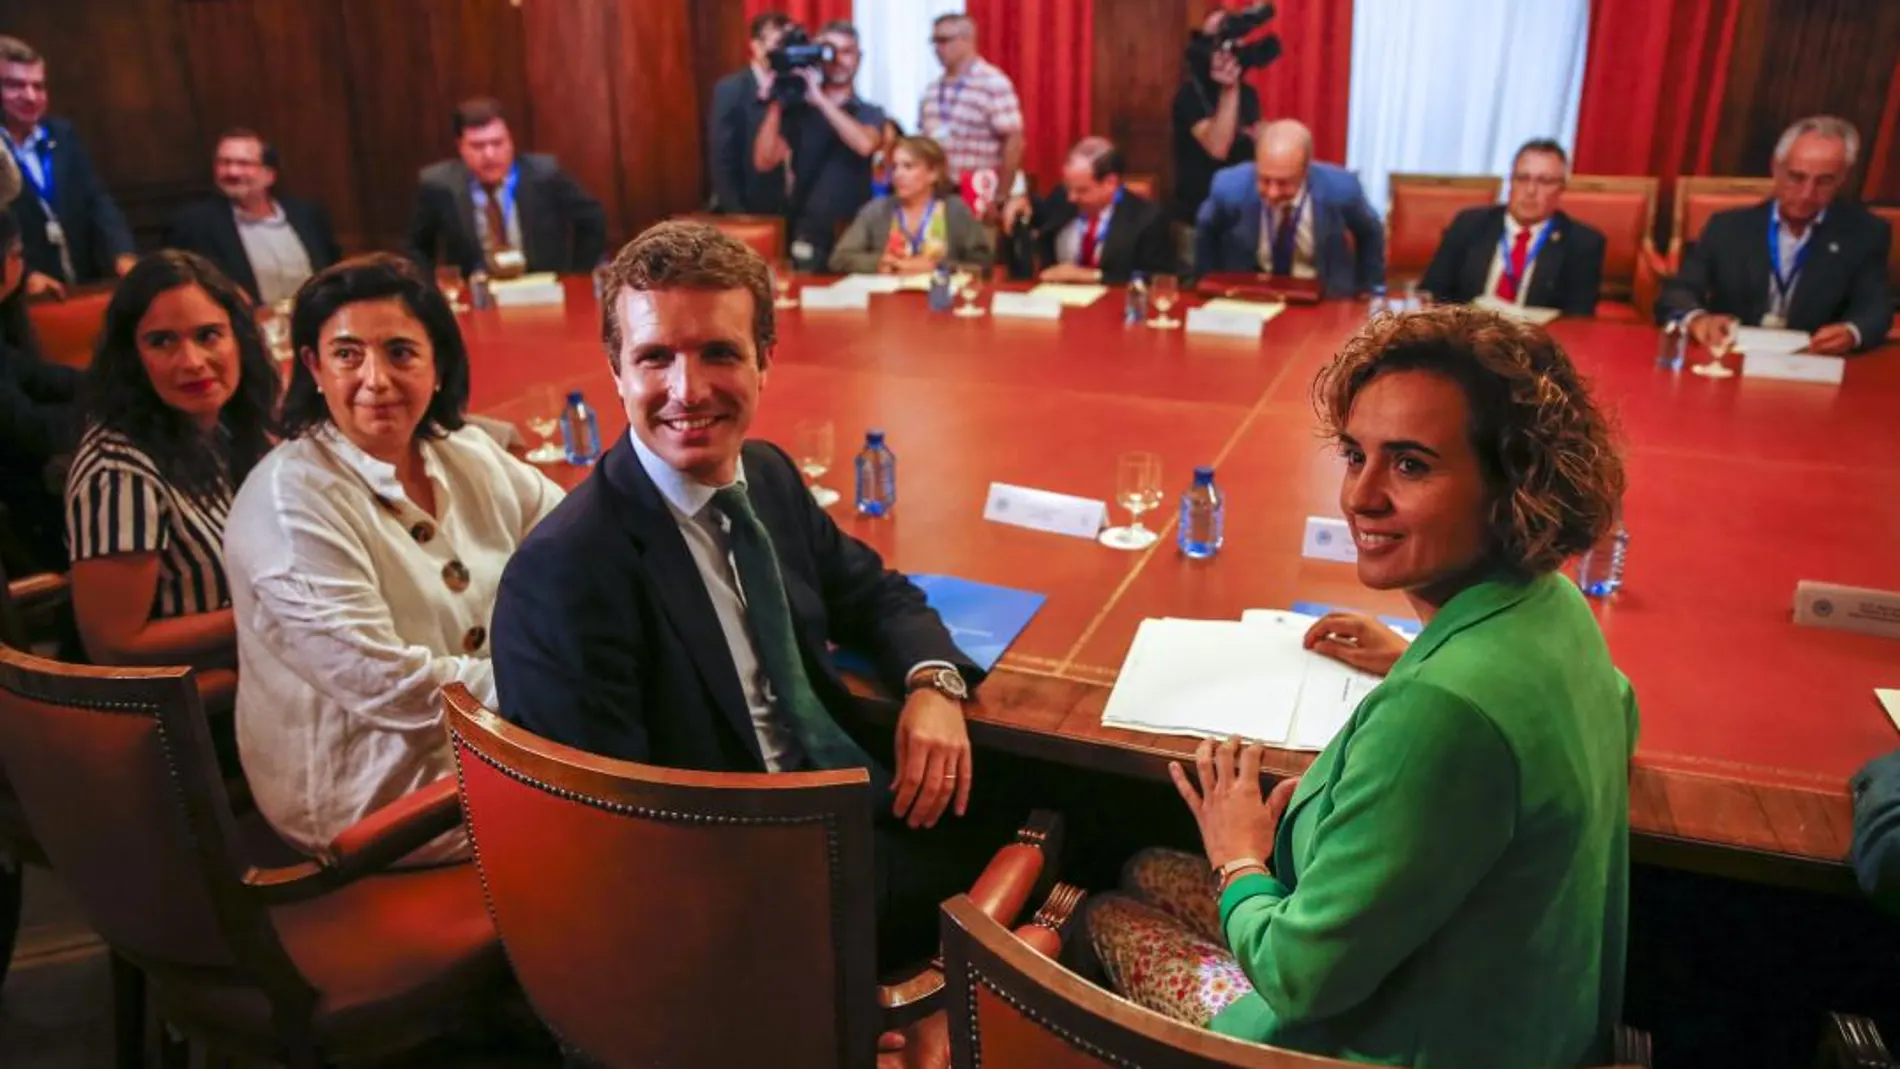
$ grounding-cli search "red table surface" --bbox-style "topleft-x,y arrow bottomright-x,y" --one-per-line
464,278 -> 1900,865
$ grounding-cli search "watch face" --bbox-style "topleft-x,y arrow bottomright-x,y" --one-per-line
936,668 -> 969,700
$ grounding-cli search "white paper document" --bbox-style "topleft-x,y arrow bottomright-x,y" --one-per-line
831,274 -> 905,295
1026,283 -> 1109,307
1878,690 -> 1900,734
1199,298 -> 1287,322
1471,295 -> 1560,325
489,273 -> 565,307
1733,327 -> 1810,355
989,292 -> 1064,320
982,483 -> 1107,539
799,284 -> 871,311
1100,613 -> 1381,751
1744,352 -> 1844,384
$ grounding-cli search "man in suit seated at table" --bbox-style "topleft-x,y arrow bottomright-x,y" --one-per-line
164,128 -> 341,308
407,96 -> 606,280
492,220 -> 1005,965
999,136 -> 1174,285
1193,119 -> 1384,298
1418,139 -> 1605,317
1658,115 -> 1892,354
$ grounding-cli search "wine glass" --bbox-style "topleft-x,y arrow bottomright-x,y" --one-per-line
524,386 -> 566,464
953,267 -> 986,318
1099,451 -> 1163,551
260,298 -> 293,364
773,260 -> 798,310
794,419 -> 840,508
1692,317 -> 1738,379
435,265 -> 468,313
1148,275 -> 1181,330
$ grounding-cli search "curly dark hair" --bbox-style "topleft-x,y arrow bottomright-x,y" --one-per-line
80,251 -> 278,503
278,253 -> 469,440
597,220 -> 775,371
1311,306 -> 1625,577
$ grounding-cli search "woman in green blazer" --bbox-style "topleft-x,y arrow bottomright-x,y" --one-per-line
1088,306 -> 1638,1069
828,136 -> 992,274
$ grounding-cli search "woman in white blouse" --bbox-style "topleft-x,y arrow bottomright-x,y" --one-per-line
224,253 -> 563,863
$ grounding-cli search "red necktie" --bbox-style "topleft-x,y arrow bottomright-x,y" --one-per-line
1078,213 -> 1102,267
1496,227 -> 1532,301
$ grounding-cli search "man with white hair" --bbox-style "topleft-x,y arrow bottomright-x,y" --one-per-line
1659,115 -> 1891,354
1193,118 -> 1385,299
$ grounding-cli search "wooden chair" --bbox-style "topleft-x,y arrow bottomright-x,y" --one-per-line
1562,175 -> 1658,318
1633,176 -> 1773,323
1870,205 -> 1900,340
0,548 -> 64,997
941,894 -> 1654,1069
1819,1011 -> 1896,1067
24,285 -> 114,370
679,212 -> 788,263
1122,173 -> 1159,202
0,643 -> 511,1067
1385,173 -> 1502,286
443,682 -> 1066,1069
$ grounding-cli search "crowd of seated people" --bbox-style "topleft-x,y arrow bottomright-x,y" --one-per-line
0,7 -> 1896,1068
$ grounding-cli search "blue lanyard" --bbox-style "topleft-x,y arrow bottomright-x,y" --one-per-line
1080,188 -> 1122,264
1496,218 -> 1554,289
1265,188 -> 1309,260
1768,213 -> 1813,307
895,199 -> 937,255
5,132 -> 54,208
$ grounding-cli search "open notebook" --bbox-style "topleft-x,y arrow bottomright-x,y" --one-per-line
1100,610 -> 1392,751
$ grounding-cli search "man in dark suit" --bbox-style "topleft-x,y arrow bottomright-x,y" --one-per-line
407,97 -> 606,279
1419,139 -> 1605,317
708,12 -> 793,217
164,129 -> 341,307
493,220 -> 1005,964
0,36 -> 134,298
1194,119 -> 1385,298
1001,136 -> 1175,285
1659,115 -> 1892,354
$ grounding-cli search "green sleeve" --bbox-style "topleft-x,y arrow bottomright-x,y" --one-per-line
1220,682 -> 1518,1026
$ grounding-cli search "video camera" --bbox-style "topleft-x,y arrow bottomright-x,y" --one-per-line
1187,2 -> 1283,74
768,26 -> 836,106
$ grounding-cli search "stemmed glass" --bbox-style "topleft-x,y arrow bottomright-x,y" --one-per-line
1099,451 -> 1163,550
260,298 -> 293,365
1148,275 -> 1181,329
1692,317 -> 1738,379
953,266 -> 986,318
773,260 -> 798,310
524,386 -> 566,464
435,266 -> 468,314
794,419 -> 840,508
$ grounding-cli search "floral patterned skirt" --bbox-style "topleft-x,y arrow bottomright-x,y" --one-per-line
1085,847 -> 1256,1026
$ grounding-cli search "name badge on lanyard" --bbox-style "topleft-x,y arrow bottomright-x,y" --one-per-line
1766,214 -> 1811,330
932,76 -> 967,140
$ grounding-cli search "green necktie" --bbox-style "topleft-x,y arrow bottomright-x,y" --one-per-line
711,485 -> 876,772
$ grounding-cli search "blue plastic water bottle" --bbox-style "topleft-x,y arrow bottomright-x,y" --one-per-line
1655,315 -> 1686,371
928,263 -> 955,314
1124,271 -> 1151,325
559,390 -> 601,466
1177,466 -> 1224,559
1575,521 -> 1630,597
854,430 -> 897,517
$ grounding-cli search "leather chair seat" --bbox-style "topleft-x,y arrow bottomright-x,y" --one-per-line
154,863 -> 505,1051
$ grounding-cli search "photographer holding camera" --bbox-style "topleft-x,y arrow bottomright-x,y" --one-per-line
751,20 -> 885,271
1171,7 -> 1274,225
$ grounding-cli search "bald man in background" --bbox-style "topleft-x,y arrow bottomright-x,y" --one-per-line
1193,119 -> 1384,298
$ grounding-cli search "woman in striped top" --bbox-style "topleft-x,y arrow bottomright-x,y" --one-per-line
64,251 -> 276,671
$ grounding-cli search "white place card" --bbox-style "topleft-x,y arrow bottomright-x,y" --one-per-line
799,285 -> 870,311
1734,326 -> 1810,355
1199,298 -> 1286,323
1744,352 -> 1844,385
982,483 -> 1108,540
490,274 -> 565,307
1472,295 -> 1560,325
1027,283 -> 1109,307
1186,306 -> 1266,338
1301,515 -> 1357,563
831,274 -> 904,295
989,292 -> 1063,320
1879,689 -> 1900,734
1793,581 -> 1900,641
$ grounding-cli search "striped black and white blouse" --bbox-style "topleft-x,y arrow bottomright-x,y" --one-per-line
63,425 -> 234,620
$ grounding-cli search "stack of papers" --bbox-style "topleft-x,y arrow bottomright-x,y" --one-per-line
1027,283 -> 1109,307
830,274 -> 905,295
1199,298 -> 1287,323
1472,296 -> 1560,325
1100,609 -> 1391,750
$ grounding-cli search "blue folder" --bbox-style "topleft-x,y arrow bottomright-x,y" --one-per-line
834,574 -> 1046,677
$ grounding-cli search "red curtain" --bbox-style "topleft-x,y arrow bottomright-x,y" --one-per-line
963,0 -> 1094,188
742,0 -> 853,30
1221,0 -> 1354,166
1573,0 -> 1739,205
1866,64 -> 1899,202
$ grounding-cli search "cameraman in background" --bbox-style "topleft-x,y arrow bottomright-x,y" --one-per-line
708,12 -> 792,215
752,20 -> 885,271
1171,7 -> 1272,226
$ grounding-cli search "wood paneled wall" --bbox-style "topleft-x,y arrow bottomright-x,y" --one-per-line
8,0 -> 1895,262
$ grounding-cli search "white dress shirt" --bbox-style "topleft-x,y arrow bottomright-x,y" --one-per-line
1054,201 -> 1116,268
226,425 -> 564,863
233,200 -> 315,307
1482,212 -> 1550,306
629,435 -> 953,771
1257,183 -> 1317,279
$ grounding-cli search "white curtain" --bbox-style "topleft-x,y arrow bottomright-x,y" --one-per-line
1345,0 -> 1590,214
853,0 -> 966,134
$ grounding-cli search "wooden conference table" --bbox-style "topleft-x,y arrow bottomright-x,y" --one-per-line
464,278 -> 1900,890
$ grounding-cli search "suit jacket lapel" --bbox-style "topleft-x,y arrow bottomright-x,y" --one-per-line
448,164 -> 480,264
1787,209 -> 1841,329
1309,175 -> 1343,282
600,436 -> 766,767
283,199 -> 328,270
212,205 -> 261,301
1236,181 -> 1263,268
513,166 -> 545,268
1101,196 -> 1141,274
1528,214 -> 1569,308
1739,202 -> 1774,324
1465,208 -> 1507,301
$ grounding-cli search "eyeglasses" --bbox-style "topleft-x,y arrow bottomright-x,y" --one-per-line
1511,174 -> 1565,188
930,35 -> 957,44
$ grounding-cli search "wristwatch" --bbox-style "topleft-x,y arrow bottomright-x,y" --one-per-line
907,666 -> 970,703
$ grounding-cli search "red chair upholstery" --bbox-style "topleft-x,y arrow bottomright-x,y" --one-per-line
443,682 -> 1063,1069
678,213 -> 788,263
1562,175 -> 1657,310
940,894 -> 1654,1069
1386,173 -> 1502,286
24,285 -> 113,370
0,644 -> 511,1067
